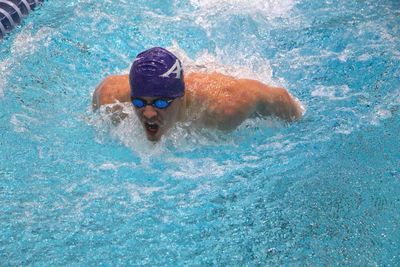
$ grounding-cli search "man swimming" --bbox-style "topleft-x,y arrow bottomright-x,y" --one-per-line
92,47 -> 303,141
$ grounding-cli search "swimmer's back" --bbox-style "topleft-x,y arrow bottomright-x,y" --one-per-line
184,72 -> 302,129
184,72 -> 263,129
92,71 -> 302,129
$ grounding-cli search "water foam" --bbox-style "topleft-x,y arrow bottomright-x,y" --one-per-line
311,85 -> 351,100
90,43 -> 296,166
98,162 -> 136,170
11,26 -> 52,55
0,25 -> 53,98
190,0 -> 297,18
0,58 -> 11,98
10,113 -> 40,133
124,183 -> 163,202
168,41 -> 275,85
89,103 -> 170,165
369,89 -> 400,126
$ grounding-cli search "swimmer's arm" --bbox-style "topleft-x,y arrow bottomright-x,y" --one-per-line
239,79 -> 303,121
92,75 -> 131,110
92,75 -> 131,124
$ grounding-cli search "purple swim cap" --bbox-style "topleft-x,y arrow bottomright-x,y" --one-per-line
129,47 -> 185,98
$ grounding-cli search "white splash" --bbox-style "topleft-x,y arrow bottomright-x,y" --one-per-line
311,85 -> 351,100
167,157 -> 226,179
124,183 -> 163,202
89,102 -> 169,164
0,59 -> 11,99
168,41 -> 275,85
91,42 -> 296,162
369,89 -> 400,126
98,162 -> 136,170
338,48 -> 351,62
189,0 -> 298,39
10,113 -> 39,133
190,0 -> 297,18
358,53 -> 372,61
11,26 -> 52,55
0,25 -> 53,98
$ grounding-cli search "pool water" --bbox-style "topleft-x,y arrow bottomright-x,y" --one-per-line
1,0 -> 399,265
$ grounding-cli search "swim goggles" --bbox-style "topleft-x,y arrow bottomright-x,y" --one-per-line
131,97 -> 174,109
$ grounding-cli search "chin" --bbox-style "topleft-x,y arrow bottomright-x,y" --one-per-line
146,134 -> 161,142
145,129 -> 163,142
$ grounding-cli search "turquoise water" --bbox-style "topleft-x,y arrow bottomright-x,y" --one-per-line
1,0 -> 399,265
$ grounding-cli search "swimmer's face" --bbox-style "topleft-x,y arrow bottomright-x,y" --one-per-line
133,96 -> 183,142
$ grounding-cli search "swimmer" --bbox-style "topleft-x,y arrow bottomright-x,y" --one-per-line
92,47 -> 303,141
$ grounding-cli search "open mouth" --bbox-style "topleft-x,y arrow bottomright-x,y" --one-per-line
144,122 -> 159,135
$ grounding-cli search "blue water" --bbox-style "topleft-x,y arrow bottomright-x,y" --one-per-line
1,0 -> 399,265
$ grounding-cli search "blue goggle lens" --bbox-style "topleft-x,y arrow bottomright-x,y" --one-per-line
131,98 -> 173,109
153,99 -> 170,109
132,98 -> 146,108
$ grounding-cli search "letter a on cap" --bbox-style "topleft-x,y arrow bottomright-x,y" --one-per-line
160,60 -> 182,79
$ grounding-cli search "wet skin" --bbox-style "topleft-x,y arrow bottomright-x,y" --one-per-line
92,72 -> 303,141
133,96 -> 184,142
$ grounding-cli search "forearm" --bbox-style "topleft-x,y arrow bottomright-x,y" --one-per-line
258,86 -> 303,121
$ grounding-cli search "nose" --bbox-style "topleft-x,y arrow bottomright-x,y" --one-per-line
142,105 -> 158,119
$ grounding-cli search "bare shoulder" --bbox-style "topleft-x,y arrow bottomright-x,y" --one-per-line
185,72 -> 266,103
185,72 -> 237,87
184,72 -> 259,129
184,72 -> 240,99
184,71 -> 302,126
185,72 -> 266,94
92,74 -> 130,109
